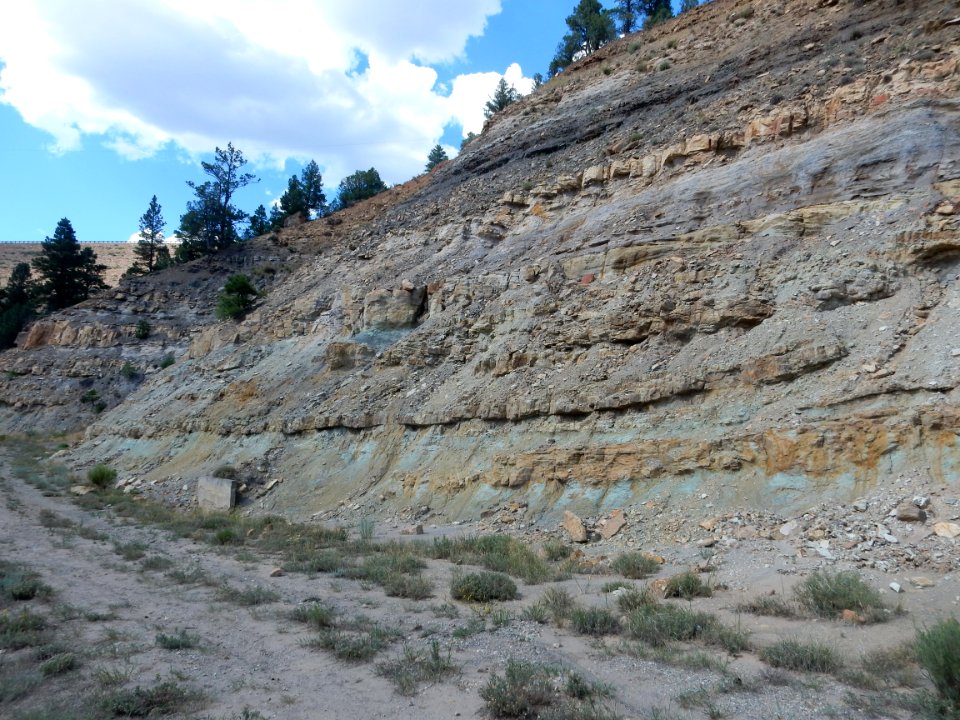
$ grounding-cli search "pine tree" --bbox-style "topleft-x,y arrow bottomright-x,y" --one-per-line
484,78 -> 520,119
299,160 -> 327,217
177,143 -> 257,258
0,263 -> 34,349
680,0 -> 698,12
245,205 -> 270,239
641,0 -> 673,28
334,168 -> 388,210
32,218 -> 107,311
133,195 -> 169,273
612,0 -> 640,34
268,204 -> 286,231
549,0 -> 616,77
425,144 -> 448,172
279,176 -> 306,216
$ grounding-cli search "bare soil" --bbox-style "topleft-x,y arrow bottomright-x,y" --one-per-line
0,439 -> 954,720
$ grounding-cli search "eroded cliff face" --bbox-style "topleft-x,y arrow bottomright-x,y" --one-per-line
5,0 -> 960,525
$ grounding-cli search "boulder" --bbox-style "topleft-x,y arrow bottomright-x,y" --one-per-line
197,476 -> 236,511
599,509 -> 626,539
895,503 -> 926,522
562,510 -> 588,542
933,522 -> 960,539
363,286 -> 426,330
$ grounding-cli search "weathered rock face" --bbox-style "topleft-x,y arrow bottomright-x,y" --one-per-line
5,0 -> 960,525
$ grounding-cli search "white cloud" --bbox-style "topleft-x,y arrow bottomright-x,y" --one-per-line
0,0 -> 531,187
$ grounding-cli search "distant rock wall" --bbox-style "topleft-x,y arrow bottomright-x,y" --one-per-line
5,0 -> 960,526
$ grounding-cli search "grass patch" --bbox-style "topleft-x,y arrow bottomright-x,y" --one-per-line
155,628 -> 200,650
626,605 -> 748,653
601,581 -> 632,594
217,584 -> 279,606
480,659 -> 619,719
0,669 -> 42,703
312,619 -> 402,662
916,617 -> 960,713
759,638 -> 843,674
737,595 -> 796,618
450,572 -> 518,602
428,534 -> 553,584
794,570 -> 888,623
100,680 -> 197,717
40,651 -> 80,675
570,606 -> 620,636
542,541 -> 572,561
290,602 -> 335,630
521,603 -> 548,624
113,541 -> 148,562
140,556 -> 174,572
0,609 -> 49,649
375,640 -> 459,695
612,552 -> 660,579
663,572 -> 712,599
536,587 -> 576,626
0,562 -> 53,602
87,464 -> 117,489
616,585 -> 658,613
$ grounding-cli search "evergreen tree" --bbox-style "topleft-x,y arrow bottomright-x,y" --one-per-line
268,204 -> 286,231
215,273 -> 260,321
425,144 -> 448,172
460,132 -> 478,150
484,78 -> 520,119
279,175 -> 306,216
641,0 -> 673,28
333,168 -> 388,210
177,143 -> 257,258
549,0 -> 616,77
0,263 -> 34,349
132,195 -> 169,273
680,0 -> 698,12
32,218 -> 107,311
532,73 -> 544,90
612,0 -> 640,34
245,205 -> 270,239
299,160 -> 327,217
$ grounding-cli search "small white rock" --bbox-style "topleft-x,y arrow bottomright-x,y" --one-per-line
889,582 -> 903,593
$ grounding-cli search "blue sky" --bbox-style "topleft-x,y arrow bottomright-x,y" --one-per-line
0,1 -> 676,244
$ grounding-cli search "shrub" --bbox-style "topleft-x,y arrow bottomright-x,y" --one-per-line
480,660 -> 617,719
626,604 -> 717,647
376,640 -> 458,696
159,354 -> 175,369
759,639 -> 843,674
794,570 -> 887,622
570,607 -> 620,636
291,603 -> 335,630
429,534 -> 552,584
155,628 -> 200,650
215,274 -> 259,321
663,572 -> 712,599
450,572 -> 518,602
617,585 -> 658,613
357,517 -> 375,541
539,587 -> 575,625
382,573 -> 433,600
611,552 -> 660,579
40,652 -> 79,675
916,618 -> 960,712
101,680 -> 195,717
0,610 -> 48,649
134,320 -> 150,339
738,595 -> 796,618
120,362 -> 140,380
87,464 -> 117,489
542,541 -> 572,561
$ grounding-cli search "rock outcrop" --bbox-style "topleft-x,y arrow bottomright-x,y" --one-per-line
2,0 -> 959,527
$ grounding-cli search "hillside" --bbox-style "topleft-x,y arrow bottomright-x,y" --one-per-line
2,0 -> 958,534
0,242 -> 137,288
